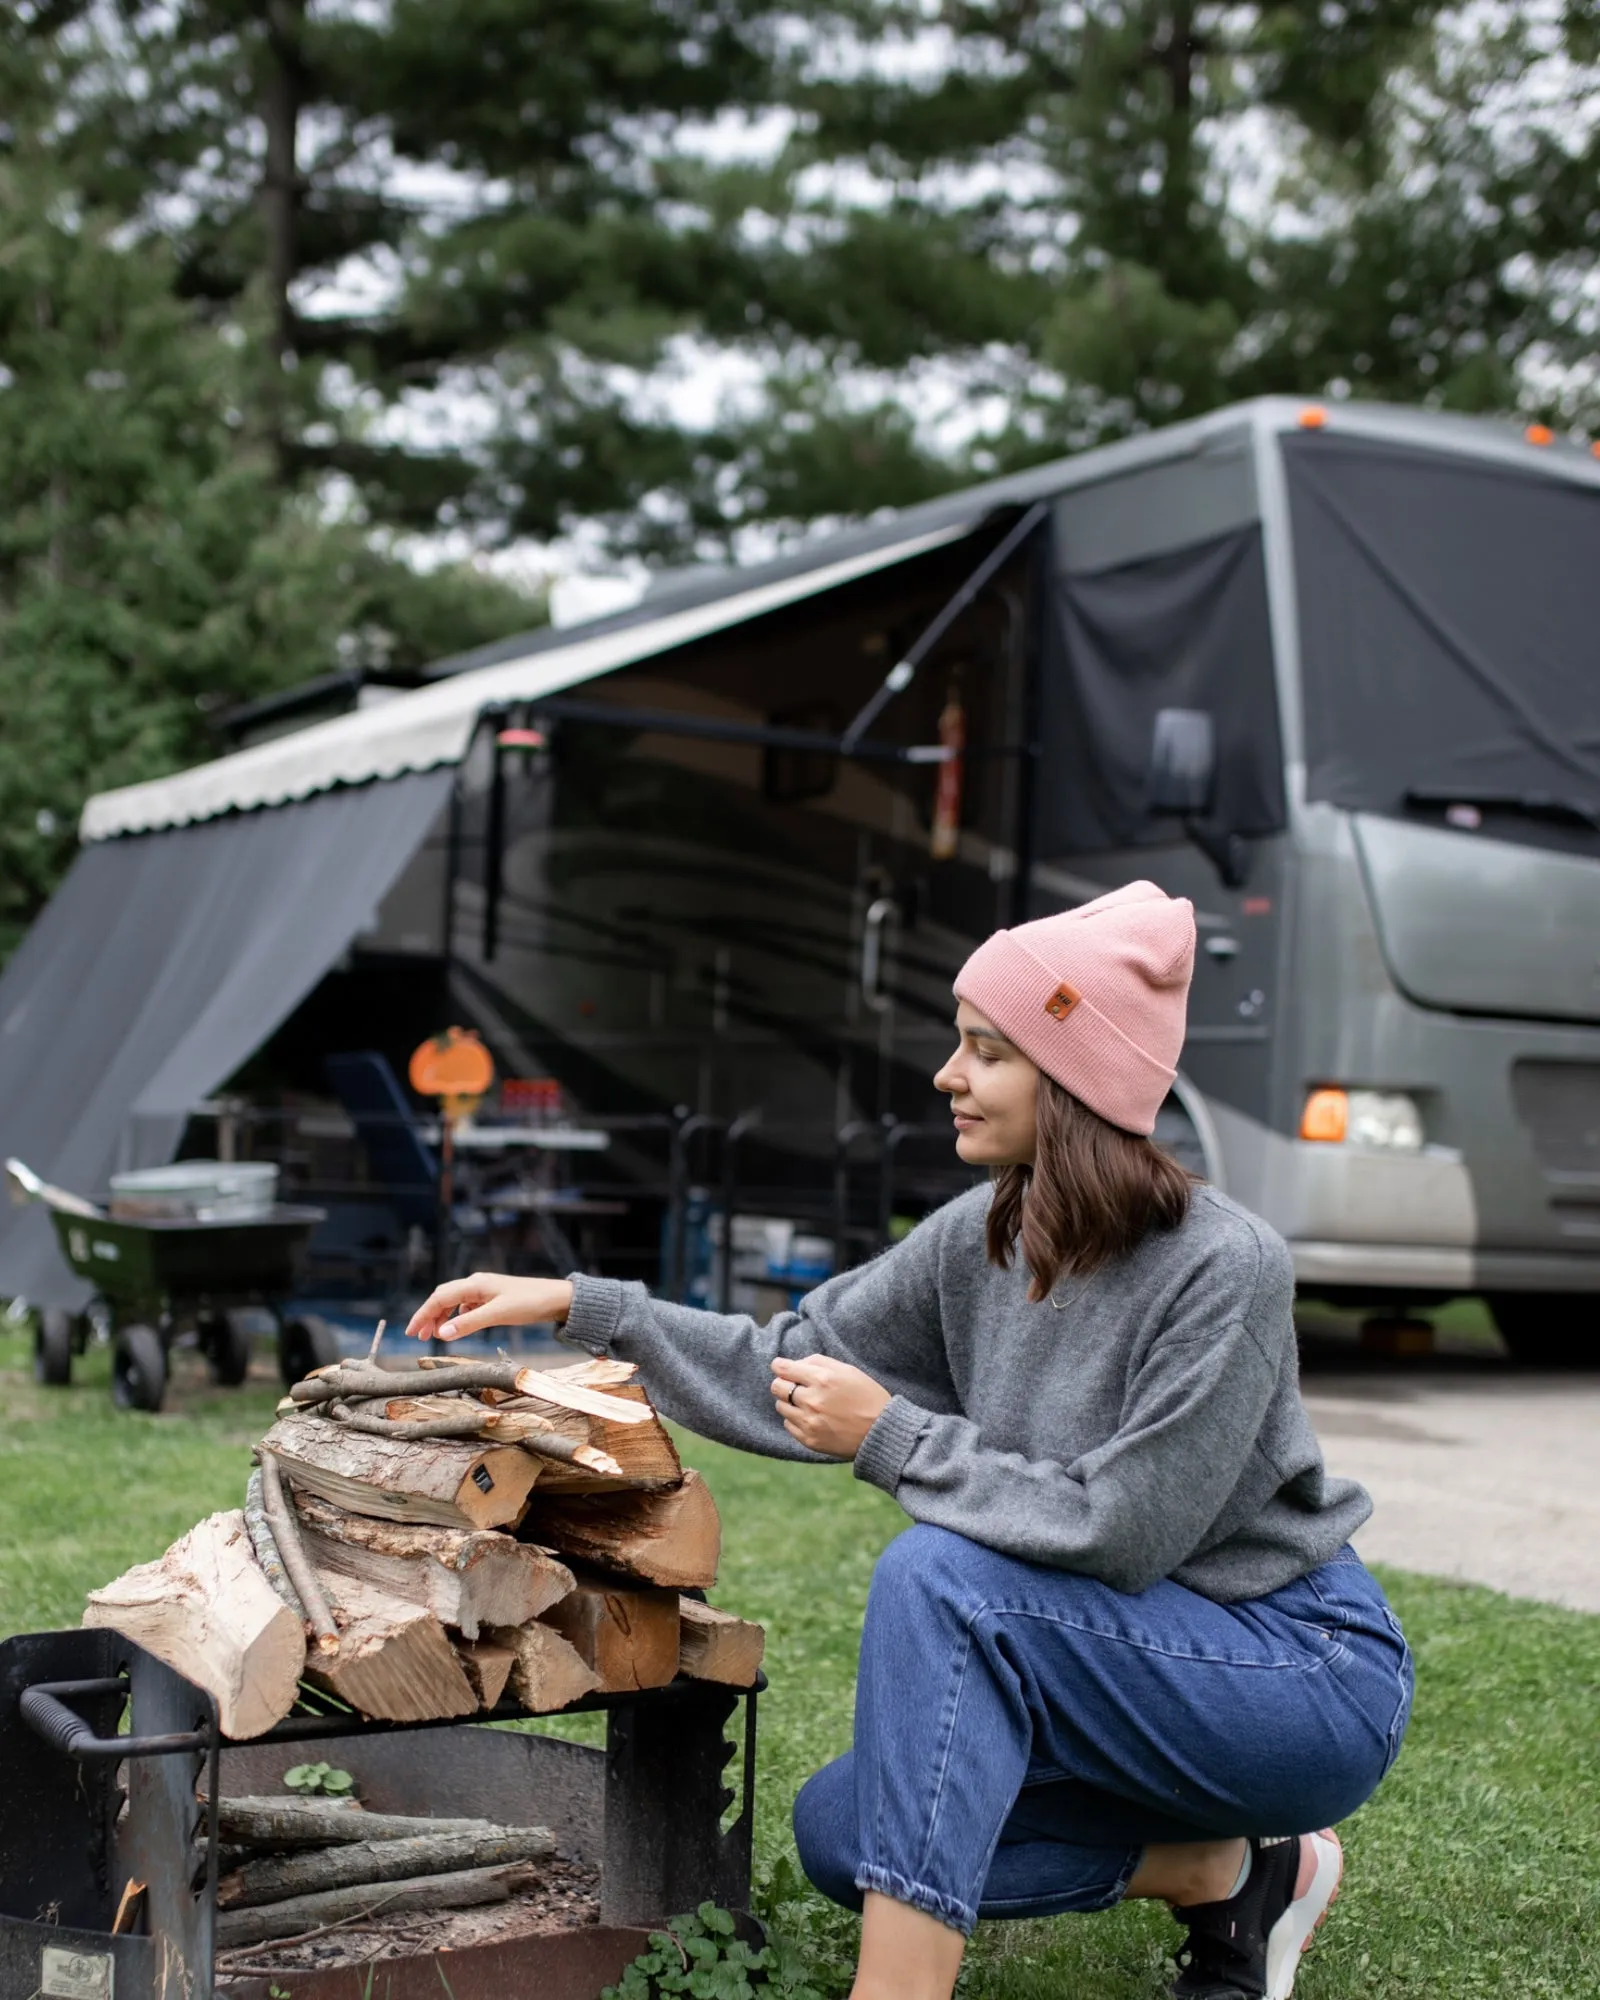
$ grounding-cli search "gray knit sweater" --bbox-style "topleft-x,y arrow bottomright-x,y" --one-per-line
564,1183 -> 1371,1602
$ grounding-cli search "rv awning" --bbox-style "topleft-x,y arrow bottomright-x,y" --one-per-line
0,772 -> 451,1306
81,524 -> 967,840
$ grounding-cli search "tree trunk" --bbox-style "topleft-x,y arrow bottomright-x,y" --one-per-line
306,1576 -> 477,1723
217,1825 -> 553,1909
293,1491 -> 573,1637
522,1469 -> 720,1587
539,1572 -> 680,1692
216,1862 -> 540,1948
484,1620 -> 602,1712
262,1411 -> 538,1530
677,1597 -> 765,1687
83,1511 -> 304,1740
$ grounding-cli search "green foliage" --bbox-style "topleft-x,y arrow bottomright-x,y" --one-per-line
602,1901 -> 834,2000
282,1762 -> 355,1796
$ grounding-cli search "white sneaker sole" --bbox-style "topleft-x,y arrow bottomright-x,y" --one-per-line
1264,1829 -> 1343,2000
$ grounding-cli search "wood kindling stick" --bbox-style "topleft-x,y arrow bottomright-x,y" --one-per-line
327,1399 -> 491,1442
255,1450 -> 341,1654
367,1317 -> 387,1361
243,1466 -> 306,1621
290,1359 -> 650,1424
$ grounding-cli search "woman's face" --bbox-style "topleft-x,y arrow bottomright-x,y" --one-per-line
934,1001 -> 1040,1168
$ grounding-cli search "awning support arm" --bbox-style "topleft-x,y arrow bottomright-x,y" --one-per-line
840,501 -> 1050,752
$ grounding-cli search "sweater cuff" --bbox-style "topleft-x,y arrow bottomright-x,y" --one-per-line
853,1394 -> 930,1493
562,1273 -> 626,1354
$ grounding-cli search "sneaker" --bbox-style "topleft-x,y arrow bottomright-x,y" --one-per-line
1171,1830 -> 1343,1999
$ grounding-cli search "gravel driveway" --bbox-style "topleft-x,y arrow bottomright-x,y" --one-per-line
1299,1324 -> 1600,1614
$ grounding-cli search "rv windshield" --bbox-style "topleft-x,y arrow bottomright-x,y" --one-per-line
1286,433 -> 1600,851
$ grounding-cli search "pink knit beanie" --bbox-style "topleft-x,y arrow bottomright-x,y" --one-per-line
953,881 -> 1195,1135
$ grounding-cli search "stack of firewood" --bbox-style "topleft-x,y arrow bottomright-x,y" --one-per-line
83,1354 -> 765,1739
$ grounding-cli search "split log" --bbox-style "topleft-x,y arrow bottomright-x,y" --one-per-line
260,1411 -> 537,1531
216,1797 -> 501,1849
539,1571 -> 680,1692
215,1862 -> 540,1949
217,1826 -> 554,1909
456,1637 -> 516,1710
82,1511 -> 304,1740
293,1492 -> 574,1639
305,1577 -> 477,1723
678,1598 -> 766,1687
495,1383 -> 683,1494
485,1620 -> 602,1712
521,1469 -> 720,1588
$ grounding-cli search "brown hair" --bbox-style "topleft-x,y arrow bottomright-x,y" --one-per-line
986,1074 -> 1194,1299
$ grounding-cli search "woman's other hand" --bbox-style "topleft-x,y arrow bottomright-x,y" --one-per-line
405,1272 -> 575,1343
770,1354 -> 891,1458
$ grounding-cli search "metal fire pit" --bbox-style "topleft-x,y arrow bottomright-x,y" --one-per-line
0,1629 -> 759,2000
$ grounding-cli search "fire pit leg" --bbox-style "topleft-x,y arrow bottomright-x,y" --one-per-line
600,1684 -> 754,1926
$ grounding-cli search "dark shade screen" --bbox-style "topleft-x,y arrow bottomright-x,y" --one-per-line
1287,434 -> 1600,825
1037,524 -> 1286,855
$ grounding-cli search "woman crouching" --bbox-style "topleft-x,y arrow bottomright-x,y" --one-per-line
406,881 -> 1412,2000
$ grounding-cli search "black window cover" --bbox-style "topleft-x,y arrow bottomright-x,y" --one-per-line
0,771 -> 451,1307
1036,524 -> 1286,856
1286,434 -> 1600,821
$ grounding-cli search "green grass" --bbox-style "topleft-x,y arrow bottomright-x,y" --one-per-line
2,1328 -> 1596,1995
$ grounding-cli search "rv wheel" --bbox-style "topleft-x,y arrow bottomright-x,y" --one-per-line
112,1323 -> 167,1411
279,1315 -> 342,1387
33,1307 -> 74,1387
1487,1294 -> 1594,1369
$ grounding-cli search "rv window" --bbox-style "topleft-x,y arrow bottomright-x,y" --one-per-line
1036,524 -> 1286,857
1287,435 -> 1600,851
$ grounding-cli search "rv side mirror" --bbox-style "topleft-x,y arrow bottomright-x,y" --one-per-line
1148,708 -> 1216,818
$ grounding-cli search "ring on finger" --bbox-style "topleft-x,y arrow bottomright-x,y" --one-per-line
785,1380 -> 799,1405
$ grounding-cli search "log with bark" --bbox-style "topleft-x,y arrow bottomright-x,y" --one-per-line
215,1862 -> 541,1948
381,1396 -> 624,1478
489,1382 -> 683,1494
484,1619 -> 603,1712
539,1571 -> 680,1692
216,1825 -> 554,1909
455,1637 -> 517,1710
302,1575 -> 478,1723
520,1469 -> 720,1588
292,1492 -> 574,1638
82,1511 -> 304,1740
260,1412 -> 537,1530
214,1797 -> 506,1849
677,1597 -> 766,1687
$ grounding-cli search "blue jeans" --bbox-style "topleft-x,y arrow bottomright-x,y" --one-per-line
794,1526 -> 1413,1936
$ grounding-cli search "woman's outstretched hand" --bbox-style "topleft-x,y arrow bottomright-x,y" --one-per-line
405,1272 -> 575,1344
770,1354 -> 891,1459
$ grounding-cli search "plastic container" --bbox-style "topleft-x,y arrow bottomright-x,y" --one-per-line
109,1160 -> 280,1222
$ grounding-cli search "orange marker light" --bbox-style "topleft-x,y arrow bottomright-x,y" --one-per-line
1525,423 -> 1554,447
1298,405 -> 1328,430
1300,1087 -> 1349,1143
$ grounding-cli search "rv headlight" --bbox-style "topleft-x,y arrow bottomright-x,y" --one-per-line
1300,1088 -> 1424,1153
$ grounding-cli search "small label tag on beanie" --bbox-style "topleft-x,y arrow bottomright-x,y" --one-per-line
1044,982 -> 1081,1022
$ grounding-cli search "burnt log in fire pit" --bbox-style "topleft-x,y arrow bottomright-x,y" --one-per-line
0,1627 -> 759,2000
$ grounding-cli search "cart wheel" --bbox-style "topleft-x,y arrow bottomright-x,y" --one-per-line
279,1315 -> 342,1387
33,1307 -> 74,1387
199,1309 -> 255,1387
112,1323 -> 167,1411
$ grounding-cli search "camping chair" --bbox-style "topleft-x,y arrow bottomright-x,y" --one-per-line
322,1051 -> 578,1283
